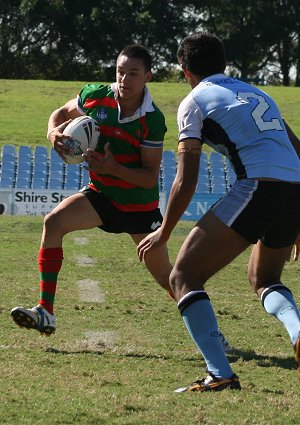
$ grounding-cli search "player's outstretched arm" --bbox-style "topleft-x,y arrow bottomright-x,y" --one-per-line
138,142 -> 200,261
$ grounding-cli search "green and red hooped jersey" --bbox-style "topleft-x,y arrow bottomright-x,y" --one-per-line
77,83 -> 167,212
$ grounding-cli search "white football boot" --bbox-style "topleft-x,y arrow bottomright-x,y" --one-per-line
11,305 -> 56,336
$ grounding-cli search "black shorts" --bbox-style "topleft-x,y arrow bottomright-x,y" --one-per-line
211,179 -> 300,248
82,187 -> 163,234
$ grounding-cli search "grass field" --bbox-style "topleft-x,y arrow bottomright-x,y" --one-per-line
1,79 -> 300,151
0,80 -> 300,424
0,217 -> 300,424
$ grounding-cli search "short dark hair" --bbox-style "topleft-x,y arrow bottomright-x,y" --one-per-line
177,32 -> 226,77
118,44 -> 152,72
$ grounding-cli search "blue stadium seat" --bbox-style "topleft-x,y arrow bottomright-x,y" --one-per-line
17,161 -> 31,172
18,153 -> 31,164
16,177 -> 31,189
162,180 -> 173,191
2,144 -> 16,157
162,150 -> 176,167
32,177 -> 47,189
162,165 -> 176,177
200,154 -> 208,167
65,169 -> 80,187
34,155 -> 48,167
163,158 -> 176,169
226,167 -> 237,187
1,159 -> 15,171
16,169 -> 31,180
49,169 -> 64,181
210,165 -> 225,176
18,146 -> 32,156
34,146 -> 48,156
2,153 -> 16,164
163,150 -> 176,160
33,160 -> 48,176
65,179 -> 79,190
209,152 -> 224,165
49,178 -> 62,189
33,169 -> 47,180
198,174 -> 209,184
0,176 -> 14,188
195,181 -> 210,193
161,173 -> 175,191
66,164 -> 81,179
198,166 -> 209,178
50,161 -> 64,173
210,174 -> 226,185
1,164 -> 15,180
81,169 -> 89,185
211,183 -> 227,194
50,148 -> 62,163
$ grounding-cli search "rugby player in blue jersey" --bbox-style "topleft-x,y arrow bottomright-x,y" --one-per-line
138,32 -> 300,392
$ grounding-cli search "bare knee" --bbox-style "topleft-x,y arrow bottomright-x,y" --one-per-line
43,210 -> 69,239
169,267 -> 206,301
248,269 -> 281,296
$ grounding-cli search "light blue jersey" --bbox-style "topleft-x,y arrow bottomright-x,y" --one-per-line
177,73 -> 300,182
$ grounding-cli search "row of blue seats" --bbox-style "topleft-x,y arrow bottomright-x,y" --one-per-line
161,151 -> 236,194
0,145 -> 236,192
0,175 -> 89,190
0,174 -> 232,193
0,145 -> 87,189
2,145 -> 228,170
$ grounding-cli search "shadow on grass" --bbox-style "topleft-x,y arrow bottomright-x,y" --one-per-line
45,347 -> 105,355
44,347 -> 297,372
122,348 -> 297,371
227,348 -> 297,371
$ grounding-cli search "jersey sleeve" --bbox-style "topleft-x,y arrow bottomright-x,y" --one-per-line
141,108 -> 167,149
177,93 -> 203,142
77,83 -> 107,114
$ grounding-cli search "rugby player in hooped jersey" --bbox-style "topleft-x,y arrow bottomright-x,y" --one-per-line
138,32 -> 300,392
10,44 -> 173,335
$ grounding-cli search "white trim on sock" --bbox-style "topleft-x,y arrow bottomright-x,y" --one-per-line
177,290 -> 207,308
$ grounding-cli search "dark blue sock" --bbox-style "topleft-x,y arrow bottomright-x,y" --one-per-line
178,291 -> 234,378
262,284 -> 300,345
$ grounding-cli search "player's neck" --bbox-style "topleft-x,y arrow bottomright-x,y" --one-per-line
119,95 -> 143,118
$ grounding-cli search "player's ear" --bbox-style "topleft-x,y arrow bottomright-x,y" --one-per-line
182,67 -> 191,79
145,71 -> 152,83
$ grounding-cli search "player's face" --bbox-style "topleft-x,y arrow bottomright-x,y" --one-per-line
116,55 -> 152,102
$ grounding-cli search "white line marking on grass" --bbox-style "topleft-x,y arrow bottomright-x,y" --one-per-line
74,237 -> 89,245
77,279 -> 105,303
82,331 -> 117,350
75,254 -> 97,266
72,239 -> 116,351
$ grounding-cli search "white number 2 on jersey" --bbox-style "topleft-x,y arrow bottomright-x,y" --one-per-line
237,92 -> 283,131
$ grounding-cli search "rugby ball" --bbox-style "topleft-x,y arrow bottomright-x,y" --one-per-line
62,116 -> 100,164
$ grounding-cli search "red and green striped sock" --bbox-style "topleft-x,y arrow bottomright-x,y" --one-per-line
38,247 -> 63,314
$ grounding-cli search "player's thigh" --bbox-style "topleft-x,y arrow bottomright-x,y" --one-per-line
248,240 -> 293,294
171,210 -> 250,290
131,233 -> 172,289
45,192 -> 102,232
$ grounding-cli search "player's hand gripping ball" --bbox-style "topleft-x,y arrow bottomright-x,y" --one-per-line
62,116 -> 100,164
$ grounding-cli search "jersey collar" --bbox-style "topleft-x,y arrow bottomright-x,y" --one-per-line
110,83 -> 155,123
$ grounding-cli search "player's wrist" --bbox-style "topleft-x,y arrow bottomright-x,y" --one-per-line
47,128 -> 56,141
